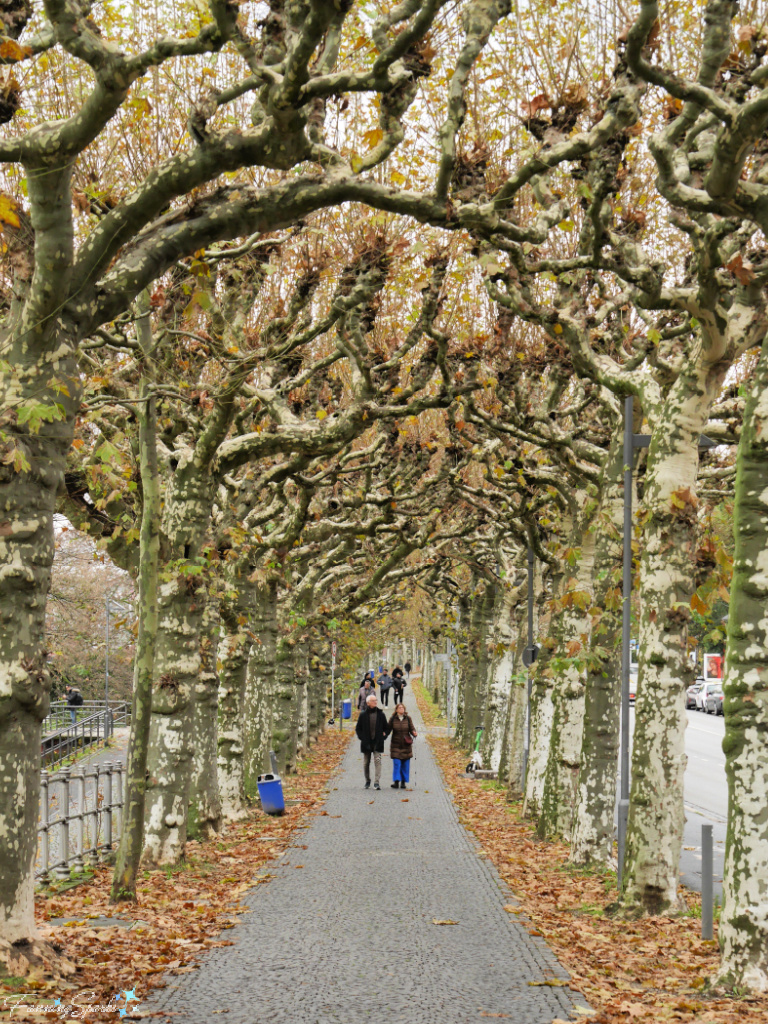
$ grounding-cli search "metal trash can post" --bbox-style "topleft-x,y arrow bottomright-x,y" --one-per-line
114,763 -> 124,840
56,768 -> 71,879
103,762 -> 113,852
702,824 -> 714,940
89,765 -> 100,864
72,770 -> 85,871
39,770 -> 50,883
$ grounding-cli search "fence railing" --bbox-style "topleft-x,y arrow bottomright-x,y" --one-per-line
44,700 -> 132,734
37,761 -> 125,881
42,702 -> 131,768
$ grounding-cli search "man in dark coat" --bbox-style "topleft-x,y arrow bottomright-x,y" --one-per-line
355,693 -> 390,790
391,665 -> 405,704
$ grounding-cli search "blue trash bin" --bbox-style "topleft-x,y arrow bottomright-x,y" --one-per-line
342,699 -> 352,719
257,773 -> 285,815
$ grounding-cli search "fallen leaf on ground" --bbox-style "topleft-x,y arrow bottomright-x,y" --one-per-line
411,680 -> 768,1024
16,728 -> 353,1016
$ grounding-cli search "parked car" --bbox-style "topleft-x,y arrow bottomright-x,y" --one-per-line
696,681 -> 721,712
706,686 -> 724,715
629,665 -> 637,704
686,682 -> 704,709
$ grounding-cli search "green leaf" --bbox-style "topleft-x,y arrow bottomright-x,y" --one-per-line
94,440 -> 119,464
16,401 -> 66,433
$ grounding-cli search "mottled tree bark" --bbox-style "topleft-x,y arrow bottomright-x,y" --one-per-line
217,590 -> 252,822
289,638 -> 311,771
570,430 -> 624,866
143,456 -> 215,866
524,563 -> 562,818
188,598 -> 222,839
538,529 -> 595,841
241,581 -> 278,795
717,338 -> 768,992
460,584 -> 495,749
111,320 -> 160,900
623,362 -> 726,911
0,316 -> 79,938
481,579 -> 523,772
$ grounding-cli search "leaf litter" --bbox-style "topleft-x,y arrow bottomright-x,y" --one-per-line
426,734 -> 768,1024
5,729 -> 351,1022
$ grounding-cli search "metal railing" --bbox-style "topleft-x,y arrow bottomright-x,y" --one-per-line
42,702 -> 131,768
37,761 -> 125,880
44,700 -> 131,733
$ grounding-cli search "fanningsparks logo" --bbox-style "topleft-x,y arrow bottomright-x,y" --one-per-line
4,986 -> 140,1018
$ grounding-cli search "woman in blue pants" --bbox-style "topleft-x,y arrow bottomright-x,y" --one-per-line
388,703 -> 417,789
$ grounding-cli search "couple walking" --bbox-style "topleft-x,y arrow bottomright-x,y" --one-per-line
355,693 -> 417,791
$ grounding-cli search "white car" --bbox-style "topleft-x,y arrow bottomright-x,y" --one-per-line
686,682 -> 704,709
696,681 -> 721,712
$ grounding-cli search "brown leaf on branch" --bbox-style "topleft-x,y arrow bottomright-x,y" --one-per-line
521,93 -> 550,118
726,253 -> 756,285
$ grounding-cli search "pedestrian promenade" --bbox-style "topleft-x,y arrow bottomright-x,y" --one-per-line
146,699 -> 582,1024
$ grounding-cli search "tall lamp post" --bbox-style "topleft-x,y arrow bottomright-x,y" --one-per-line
104,590 -> 129,738
617,396 -> 716,888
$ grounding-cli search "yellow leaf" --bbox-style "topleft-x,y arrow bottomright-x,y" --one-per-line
391,170 -> 406,186
316,410 -> 327,420
363,127 -> 384,149
0,193 -> 20,228
0,40 -> 31,61
553,324 -> 563,335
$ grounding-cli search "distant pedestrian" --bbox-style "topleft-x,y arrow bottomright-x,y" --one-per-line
65,685 -> 83,725
388,703 -> 417,789
378,670 -> 393,706
357,677 -> 376,710
391,665 -> 406,704
404,661 -> 411,680
355,694 -> 390,790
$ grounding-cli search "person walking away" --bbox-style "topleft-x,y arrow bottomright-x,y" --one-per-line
388,703 -> 417,789
65,685 -> 83,725
378,670 -> 393,706
391,665 -> 405,704
355,694 -> 390,790
404,661 -> 411,682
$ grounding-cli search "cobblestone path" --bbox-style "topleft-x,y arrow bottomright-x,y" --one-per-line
145,701 -> 583,1024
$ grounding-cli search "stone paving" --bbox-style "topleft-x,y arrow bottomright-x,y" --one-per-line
144,700 -> 584,1024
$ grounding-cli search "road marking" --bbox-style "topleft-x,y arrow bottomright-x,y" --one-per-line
684,802 -> 727,825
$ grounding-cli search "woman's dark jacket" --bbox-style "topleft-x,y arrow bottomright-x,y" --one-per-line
355,707 -> 390,753
388,713 -> 416,760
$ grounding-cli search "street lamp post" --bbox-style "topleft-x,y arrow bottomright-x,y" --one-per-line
105,595 -> 111,738
104,591 -> 130,739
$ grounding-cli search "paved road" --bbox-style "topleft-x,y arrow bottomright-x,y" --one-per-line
681,708 -> 726,897
622,708 -> 726,896
145,701 -> 584,1024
